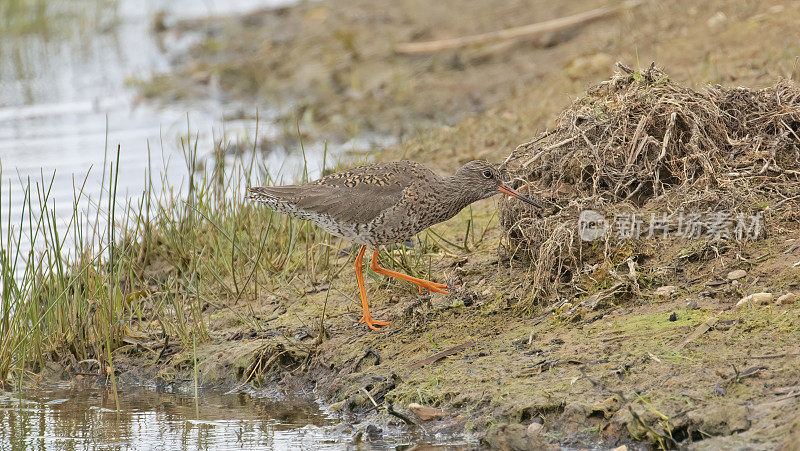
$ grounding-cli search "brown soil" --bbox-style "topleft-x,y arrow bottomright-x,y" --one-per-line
112,0 -> 800,449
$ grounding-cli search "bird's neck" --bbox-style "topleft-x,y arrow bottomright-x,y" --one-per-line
433,176 -> 481,219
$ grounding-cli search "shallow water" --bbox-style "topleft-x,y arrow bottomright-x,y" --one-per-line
0,385 -> 467,450
1,0 -> 276,213
0,386 -> 332,449
0,0 -> 376,266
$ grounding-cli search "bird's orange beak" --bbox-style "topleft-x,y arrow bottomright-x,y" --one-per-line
498,184 -> 541,208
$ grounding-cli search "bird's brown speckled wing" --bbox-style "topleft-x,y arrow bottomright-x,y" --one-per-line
248,161 -> 438,225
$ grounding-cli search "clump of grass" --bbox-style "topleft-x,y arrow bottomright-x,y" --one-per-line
0,122 -> 465,388
0,126 -> 335,387
0,0 -> 116,37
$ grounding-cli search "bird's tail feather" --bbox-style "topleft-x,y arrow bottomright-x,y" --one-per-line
246,186 -> 301,202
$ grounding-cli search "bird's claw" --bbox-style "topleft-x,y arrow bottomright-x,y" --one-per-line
359,316 -> 391,330
415,280 -> 451,295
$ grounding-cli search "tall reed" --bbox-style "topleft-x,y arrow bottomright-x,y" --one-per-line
0,130 -> 338,386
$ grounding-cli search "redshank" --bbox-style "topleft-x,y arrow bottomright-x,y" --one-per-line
247,160 -> 540,330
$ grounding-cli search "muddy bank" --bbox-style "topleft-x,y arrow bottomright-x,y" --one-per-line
140,0 -> 627,143
140,0 -> 800,151
59,174 -> 800,450
91,212 -> 800,449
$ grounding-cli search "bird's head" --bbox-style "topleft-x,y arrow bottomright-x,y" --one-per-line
454,160 -> 541,207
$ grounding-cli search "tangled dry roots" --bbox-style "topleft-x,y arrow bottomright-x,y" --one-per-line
500,63 -> 800,310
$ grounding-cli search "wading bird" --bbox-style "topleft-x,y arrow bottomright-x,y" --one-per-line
247,160 -> 540,330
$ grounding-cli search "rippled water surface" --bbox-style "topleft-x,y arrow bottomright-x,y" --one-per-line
0,386 -> 340,449
0,385 -> 470,450
1,0 -> 279,206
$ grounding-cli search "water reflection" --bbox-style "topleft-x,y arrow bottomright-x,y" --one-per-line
0,386 -> 341,449
0,386 -> 472,449
0,0 -> 279,206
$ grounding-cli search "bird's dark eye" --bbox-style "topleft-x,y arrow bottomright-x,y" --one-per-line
482,170 -> 492,179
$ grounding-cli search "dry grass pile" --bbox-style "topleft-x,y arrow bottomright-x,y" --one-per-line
500,63 -> 800,310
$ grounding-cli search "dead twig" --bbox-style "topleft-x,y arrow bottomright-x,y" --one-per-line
395,0 -> 642,54
674,317 -> 717,350
225,350 -> 286,394
407,340 -> 475,369
354,348 -> 381,371
773,388 -> 800,402
724,365 -> 767,386
387,403 -> 429,436
361,387 -> 379,408
156,335 -> 170,361
740,352 -> 800,359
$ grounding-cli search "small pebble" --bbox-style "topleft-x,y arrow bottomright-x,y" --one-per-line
408,403 -> 446,421
364,424 -> 382,441
727,269 -> 747,280
776,293 -> 797,305
654,285 -> 677,298
736,292 -> 773,307
526,422 -> 545,436
707,11 -> 727,28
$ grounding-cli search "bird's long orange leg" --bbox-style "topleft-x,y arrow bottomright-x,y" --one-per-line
355,245 -> 391,330
370,251 -> 450,294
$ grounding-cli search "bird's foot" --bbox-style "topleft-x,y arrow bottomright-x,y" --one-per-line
415,280 -> 450,295
359,316 -> 391,330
